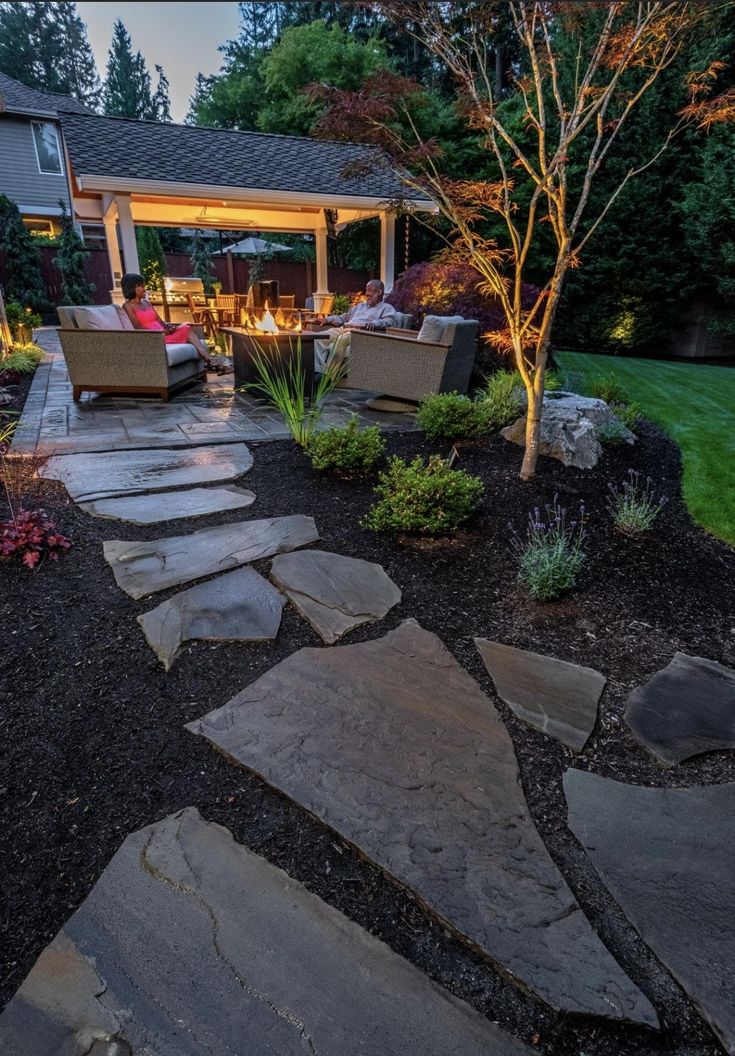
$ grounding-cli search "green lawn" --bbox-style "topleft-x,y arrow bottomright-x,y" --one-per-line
557,351 -> 735,545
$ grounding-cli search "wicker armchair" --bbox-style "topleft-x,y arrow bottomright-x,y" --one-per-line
58,306 -> 206,402
342,319 -> 480,401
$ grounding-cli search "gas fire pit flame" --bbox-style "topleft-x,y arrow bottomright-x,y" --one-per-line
255,302 -> 279,334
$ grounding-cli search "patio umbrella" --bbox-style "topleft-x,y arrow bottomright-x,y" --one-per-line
218,236 -> 291,255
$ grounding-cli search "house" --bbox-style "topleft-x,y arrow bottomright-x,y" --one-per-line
0,71 -> 97,240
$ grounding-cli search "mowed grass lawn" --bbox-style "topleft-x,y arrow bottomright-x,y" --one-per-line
557,351 -> 735,546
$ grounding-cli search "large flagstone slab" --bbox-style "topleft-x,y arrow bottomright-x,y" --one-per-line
104,515 -> 319,599
565,770 -> 735,1054
475,638 -> 605,751
39,443 -> 254,502
186,620 -> 656,1024
270,549 -> 401,643
0,808 -> 533,1056
138,568 -> 285,670
79,484 -> 256,524
625,652 -> 735,765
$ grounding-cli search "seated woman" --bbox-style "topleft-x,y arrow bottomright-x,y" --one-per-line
121,273 -> 213,369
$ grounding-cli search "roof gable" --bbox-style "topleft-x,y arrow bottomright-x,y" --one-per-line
0,71 -> 92,117
60,111 -> 429,203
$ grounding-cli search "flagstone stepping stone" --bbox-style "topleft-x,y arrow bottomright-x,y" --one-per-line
475,638 -> 605,751
186,620 -> 657,1025
625,652 -> 735,766
564,770 -> 735,1054
270,549 -> 401,643
0,808 -> 534,1056
138,568 -> 285,670
39,443 -> 254,502
79,484 -> 256,524
104,515 -> 319,599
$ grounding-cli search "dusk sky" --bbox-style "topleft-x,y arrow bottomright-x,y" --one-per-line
77,1 -> 241,122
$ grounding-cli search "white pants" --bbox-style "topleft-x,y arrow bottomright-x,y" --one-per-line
314,327 -> 352,373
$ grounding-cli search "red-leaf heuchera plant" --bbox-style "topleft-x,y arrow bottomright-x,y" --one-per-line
0,508 -> 72,569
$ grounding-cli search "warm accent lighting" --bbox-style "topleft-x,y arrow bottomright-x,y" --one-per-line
254,303 -> 279,334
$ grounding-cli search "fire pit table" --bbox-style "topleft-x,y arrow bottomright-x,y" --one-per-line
220,326 -> 330,391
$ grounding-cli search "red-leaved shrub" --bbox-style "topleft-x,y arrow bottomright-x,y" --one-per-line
0,508 -> 72,569
387,261 -> 540,373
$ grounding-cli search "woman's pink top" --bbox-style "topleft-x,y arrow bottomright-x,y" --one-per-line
132,303 -> 192,345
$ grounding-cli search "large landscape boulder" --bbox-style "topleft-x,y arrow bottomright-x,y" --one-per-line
501,391 -> 634,469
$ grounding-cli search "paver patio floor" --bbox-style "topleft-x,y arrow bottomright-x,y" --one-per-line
11,329 -> 416,456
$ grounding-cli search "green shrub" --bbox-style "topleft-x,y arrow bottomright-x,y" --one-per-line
361,454 -> 484,534
587,370 -> 628,405
607,470 -> 668,536
610,400 -> 643,430
2,343 -> 44,372
307,415 -> 385,473
544,369 -> 563,391
510,497 -> 587,601
331,293 -> 351,316
416,392 -> 492,441
480,370 -> 524,427
5,302 -> 42,342
597,420 -> 631,446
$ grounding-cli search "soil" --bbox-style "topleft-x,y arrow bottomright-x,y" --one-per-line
1,413 -> 733,1056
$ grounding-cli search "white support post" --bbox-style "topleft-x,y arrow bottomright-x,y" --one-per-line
116,195 -> 140,276
102,209 -> 124,303
379,210 -> 396,292
314,222 -> 330,307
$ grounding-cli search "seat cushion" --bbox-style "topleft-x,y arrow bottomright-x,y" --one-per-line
73,305 -> 126,331
416,315 -> 446,343
165,343 -> 199,367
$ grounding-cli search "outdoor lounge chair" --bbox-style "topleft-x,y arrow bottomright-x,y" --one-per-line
57,305 -> 206,402
341,316 -> 480,403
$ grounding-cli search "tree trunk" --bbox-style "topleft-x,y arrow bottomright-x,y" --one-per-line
520,384 -> 542,480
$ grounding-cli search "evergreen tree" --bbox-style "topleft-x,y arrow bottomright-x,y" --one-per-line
0,2 -> 101,106
103,19 -> 155,119
190,230 -> 216,294
152,65 -> 172,122
136,226 -> 166,292
0,195 -> 48,312
55,200 -> 93,305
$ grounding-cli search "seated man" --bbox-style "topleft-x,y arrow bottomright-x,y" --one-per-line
314,280 -> 398,374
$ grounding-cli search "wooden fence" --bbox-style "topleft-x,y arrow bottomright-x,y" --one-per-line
0,246 -> 373,309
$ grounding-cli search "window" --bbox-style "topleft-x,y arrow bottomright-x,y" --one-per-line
31,121 -> 62,175
22,218 -> 55,236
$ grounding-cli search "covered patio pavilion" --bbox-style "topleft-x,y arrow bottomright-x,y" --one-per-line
59,112 -> 436,303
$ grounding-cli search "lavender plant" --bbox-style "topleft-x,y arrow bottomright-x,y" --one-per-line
607,470 -> 667,536
510,497 -> 587,601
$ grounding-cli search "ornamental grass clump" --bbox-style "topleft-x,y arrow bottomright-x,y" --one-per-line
416,392 -> 492,441
510,497 -> 586,601
307,415 -> 385,474
480,369 -> 524,427
607,470 -> 668,537
587,371 -> 628,406
361,454 -> 484,534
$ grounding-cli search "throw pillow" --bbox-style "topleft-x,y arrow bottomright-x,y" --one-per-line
73,305 -> 125,331
417,315 -> 445,343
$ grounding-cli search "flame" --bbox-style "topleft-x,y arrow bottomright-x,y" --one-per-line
254,301 -> 278,334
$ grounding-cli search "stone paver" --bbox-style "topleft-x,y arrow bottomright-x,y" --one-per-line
39,443 -> 254,502
565,770 -> 735,1054
11,329 -> 418,456
80,484 -> 256,524
270,549 -> 401,643
138,568 -> 285,670
475,639 -> 605,751
104,515 -> 319,599
0,808 -> 533,1056
187,620 -> 656,1024
625,652 -> 735,766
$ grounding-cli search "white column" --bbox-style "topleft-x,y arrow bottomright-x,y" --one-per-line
380,210 -> 396,292
103,215 -> 124,302
115,195 -> 140,275
314,223 -> 329,296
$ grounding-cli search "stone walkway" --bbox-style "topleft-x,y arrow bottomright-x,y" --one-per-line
11,329 -> 416,456
5,352 -> 735,1050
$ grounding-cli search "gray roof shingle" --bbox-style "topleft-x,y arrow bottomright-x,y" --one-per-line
0,71 -> 92,116
59,111 -> 428,202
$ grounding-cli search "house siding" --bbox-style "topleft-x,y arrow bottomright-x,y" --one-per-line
0,114 -> 70,213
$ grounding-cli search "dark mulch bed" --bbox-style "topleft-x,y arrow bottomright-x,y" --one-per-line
1,419 -> 733,1055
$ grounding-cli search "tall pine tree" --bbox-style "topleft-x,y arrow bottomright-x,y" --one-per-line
136,227 -> 166,292
0,195 -> 48,312
190,230 -> 216,294
103,19 -> 169,120
0,2 -> 101,107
